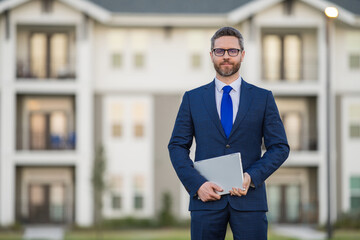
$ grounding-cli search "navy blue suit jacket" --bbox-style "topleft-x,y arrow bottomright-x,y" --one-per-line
168,79 -> 289,212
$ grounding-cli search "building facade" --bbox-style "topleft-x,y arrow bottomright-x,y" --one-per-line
0,0 -> 359,227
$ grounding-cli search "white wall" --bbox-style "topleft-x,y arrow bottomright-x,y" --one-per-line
102,95 -> 154,218
341,97 -> 360,212
93,25 -> 216,93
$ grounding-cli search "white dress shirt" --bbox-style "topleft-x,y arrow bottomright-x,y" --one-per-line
215,76 -> 242,123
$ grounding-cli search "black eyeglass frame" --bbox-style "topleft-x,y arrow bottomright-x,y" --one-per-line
212,48 -> 242,57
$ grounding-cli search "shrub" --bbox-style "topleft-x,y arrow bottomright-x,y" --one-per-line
334,211 -> 360,229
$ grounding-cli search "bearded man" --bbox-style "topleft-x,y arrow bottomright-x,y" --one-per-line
168,26 -> 289,240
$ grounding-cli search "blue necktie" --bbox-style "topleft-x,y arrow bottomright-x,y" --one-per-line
221,85 -> 233,138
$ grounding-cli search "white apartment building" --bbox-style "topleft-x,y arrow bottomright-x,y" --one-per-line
0,0 -> 359,227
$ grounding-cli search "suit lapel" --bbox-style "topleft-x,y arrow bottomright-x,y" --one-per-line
229,79 -> 253,138
202,80 -> 227,138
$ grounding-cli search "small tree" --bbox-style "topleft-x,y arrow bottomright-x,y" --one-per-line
92,145 -> 106,239
158,191 -> 175,227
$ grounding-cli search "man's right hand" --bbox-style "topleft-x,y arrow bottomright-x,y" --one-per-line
197,182 -> 223,202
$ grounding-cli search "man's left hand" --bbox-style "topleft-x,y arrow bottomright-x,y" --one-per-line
229,172 -> 251,197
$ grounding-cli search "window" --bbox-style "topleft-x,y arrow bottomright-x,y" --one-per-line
349,54 -> 360,70
112,53 -> 123,68
107,30 -> 125,69
130,31 -> 148,69
187,31 -> 204,70
282,112 -> 302,150
350,124 -> 360,138
191,53 -> 201,69
30,33 -> 70,78
111,103 -> 124,138
350,176 -> 360,211
134,195 -> 143,210
134,53 -> 145,68
110,175 -> 123,210
112,124 -> 122,137
134,124 -> 144,137
133,175 -> 144,210
133,103 -> 146,138
346,31 -> 360,70
263,34 -> 302,82
349,104 -> 360,138
112,195 -> 122,209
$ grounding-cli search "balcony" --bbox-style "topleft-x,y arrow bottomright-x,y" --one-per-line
16,95 -> 76,151
261,28 -> 318,83
275,96 -> 318,152
16,25 -> 76,80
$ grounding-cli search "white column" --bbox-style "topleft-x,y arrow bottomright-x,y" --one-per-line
75,16 -> 94,226
0,16 -> 16,226
0,90 -> 16,226
317,17 -> 328,225
240,19 -> 259,84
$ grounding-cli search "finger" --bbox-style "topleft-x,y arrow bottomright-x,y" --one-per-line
209,192 -> 221,200
211,183 -> 223,192
239,187 -> 248,195
231,188 -> 241,196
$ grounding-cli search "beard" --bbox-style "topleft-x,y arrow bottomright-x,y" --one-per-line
213,60 -> 241,77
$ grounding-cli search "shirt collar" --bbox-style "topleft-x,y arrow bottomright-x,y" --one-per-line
215,76 -> 242,93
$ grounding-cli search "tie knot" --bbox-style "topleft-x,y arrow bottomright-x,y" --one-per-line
223,85 -> 232,94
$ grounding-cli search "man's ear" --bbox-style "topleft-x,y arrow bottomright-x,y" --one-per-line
240,50 -> 245,62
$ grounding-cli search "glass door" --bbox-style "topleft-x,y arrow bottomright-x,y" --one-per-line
267,184 -> 301,223
28,183 -> 66,223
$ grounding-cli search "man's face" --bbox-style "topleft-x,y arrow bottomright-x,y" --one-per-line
210,36 -> 245,77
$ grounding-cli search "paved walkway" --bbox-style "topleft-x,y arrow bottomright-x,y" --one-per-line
272,224 -> 326,240
23,225 -> 64,240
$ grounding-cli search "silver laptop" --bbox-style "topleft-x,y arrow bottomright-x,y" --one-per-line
194,152 -> 244,195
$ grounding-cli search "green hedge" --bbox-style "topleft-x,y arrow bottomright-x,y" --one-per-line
334,211 -> 360,229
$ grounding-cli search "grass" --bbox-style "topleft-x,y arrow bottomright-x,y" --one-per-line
0,228 -> 297,240
0,228 -> 359,240
332,230 -> 360,240
0,231 -> 22,240
65,228 -> 297,240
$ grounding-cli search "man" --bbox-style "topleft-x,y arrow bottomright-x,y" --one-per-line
168,27 -> 289,240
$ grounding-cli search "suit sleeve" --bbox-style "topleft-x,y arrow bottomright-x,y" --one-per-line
246,91 -> 290,188
168,92 -> 207,197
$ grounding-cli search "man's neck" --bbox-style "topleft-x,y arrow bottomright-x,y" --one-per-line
216,72 -> 240,85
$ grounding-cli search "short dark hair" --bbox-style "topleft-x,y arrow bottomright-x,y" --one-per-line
211,26 -> 244,51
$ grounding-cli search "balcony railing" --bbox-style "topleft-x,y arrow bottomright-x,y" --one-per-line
31,132 -> 76,150
17,61 -> 76,79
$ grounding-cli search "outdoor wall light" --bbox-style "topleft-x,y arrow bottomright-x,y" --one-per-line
325,7 -> 339,18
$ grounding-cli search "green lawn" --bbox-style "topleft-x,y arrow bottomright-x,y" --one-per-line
0,229 -> 297,240
332,230 -> 360,240
65,229 -> 297,240
1,228 -> 359,240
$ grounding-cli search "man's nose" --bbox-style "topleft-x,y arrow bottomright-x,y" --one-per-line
223,51 -> 230,58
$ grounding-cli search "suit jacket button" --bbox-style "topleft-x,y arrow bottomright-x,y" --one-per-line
226,144 -> 230,148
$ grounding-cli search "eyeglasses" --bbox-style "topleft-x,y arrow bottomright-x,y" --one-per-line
212,48 -> 241,57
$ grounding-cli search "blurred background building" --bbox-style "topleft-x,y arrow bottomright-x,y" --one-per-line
0,0 -> 359,228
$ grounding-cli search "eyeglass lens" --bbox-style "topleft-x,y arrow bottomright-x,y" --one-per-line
213,48 -> 240,57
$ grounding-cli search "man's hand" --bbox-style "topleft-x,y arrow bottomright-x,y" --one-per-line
197,182 -> 223,202
229,172 -> 251,197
